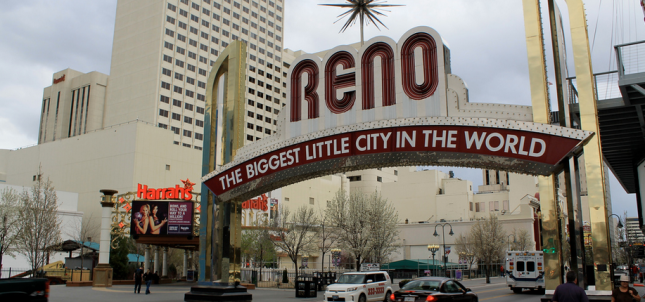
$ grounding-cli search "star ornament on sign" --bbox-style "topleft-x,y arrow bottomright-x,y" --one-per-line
181,178 -> 196,190
319,0 -> 404,44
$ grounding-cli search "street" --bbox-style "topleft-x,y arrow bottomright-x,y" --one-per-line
47,276 -> 606,302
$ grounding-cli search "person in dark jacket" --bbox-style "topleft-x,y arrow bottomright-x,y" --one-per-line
133,266 -> 143,294
552,271 -> 588,302
144,269 -> 153,294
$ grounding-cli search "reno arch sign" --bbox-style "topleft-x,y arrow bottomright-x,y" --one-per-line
202,26 -> 593,202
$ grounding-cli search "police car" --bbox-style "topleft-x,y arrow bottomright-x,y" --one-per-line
324,271 -> 393,302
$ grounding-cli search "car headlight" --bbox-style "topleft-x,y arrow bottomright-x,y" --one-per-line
347,287 -> 359,292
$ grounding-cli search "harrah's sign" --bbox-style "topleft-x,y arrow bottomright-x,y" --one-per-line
137,183 -> 193,201
242,194 -> 269,211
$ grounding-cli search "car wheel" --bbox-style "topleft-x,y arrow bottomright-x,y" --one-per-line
512,287 -> 522,294
384,291 -> 392,302
358,294 -> 367,302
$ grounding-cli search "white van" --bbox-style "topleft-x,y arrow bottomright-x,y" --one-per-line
324,271 -> 393,302
505,251 -> 545,294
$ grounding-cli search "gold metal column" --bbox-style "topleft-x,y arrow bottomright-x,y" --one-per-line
564,0 -> 613,290
522,0 -> 563,288
200,41 -> 247,283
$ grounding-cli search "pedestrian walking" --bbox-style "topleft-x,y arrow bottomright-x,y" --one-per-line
552,271 -> 589,302
133,266 -> 143,294
612,275 -> 641,302
144,268 -> 153,294
500,265 -> 505,277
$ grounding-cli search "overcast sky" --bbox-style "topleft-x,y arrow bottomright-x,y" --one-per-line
0,0 -> 643,216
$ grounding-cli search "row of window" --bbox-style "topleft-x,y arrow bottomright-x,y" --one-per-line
158,109 -> 205,127
160,95 -> 206,114
472,201 -> 510,212
246,123 -> 273,135
162,55 -> 208,76
247,111 -> 277,125
161,81 -> 205,100
247,99 -> 279,114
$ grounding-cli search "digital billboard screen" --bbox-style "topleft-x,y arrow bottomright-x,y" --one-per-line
131,200 -> 194,236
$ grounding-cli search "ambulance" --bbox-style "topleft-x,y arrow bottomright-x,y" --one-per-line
505,251 -> 545,294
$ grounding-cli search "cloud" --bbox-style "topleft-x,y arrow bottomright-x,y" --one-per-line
0,0 -> 116,149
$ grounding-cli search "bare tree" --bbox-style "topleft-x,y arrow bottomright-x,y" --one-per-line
0,187 -> 20,277
67,214 -> 100,270
365,192 -> 399,264
128,237 -> 147,266
326,190 -> 399,270
454,233 -> 477,274
271,205 -> 319,279
470,214 -> 506,283
509,228 -> 533,251
244,227 -> 275,280
16,174 -> 62,274
317,209 -> 339,271
326,190 -> 371,271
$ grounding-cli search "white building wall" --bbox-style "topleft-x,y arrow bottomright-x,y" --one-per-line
0,184 -> 82,269
2,122 -> 202,226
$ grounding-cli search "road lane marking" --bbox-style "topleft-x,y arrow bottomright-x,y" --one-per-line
480,293 -> 514,301
475,287 -> 510,294
93,287 -> 187,293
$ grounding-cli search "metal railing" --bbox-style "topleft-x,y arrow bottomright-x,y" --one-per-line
240,267 -> 352,288
616,40 -> 645,76
567,71 -> 621,105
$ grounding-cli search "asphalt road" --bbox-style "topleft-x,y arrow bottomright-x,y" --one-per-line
48,276 -> 629,302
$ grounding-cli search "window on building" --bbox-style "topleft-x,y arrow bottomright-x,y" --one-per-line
197,106 -> 205,114
195,120 -> 203,127
171,113 -> 181,121
183,130 -> 192,138
160,95 -> 170,104
161,81 -> 171,90
178,34 -> 186,42
185,103 -> 194,111
173,99 -> 182,107
176,46 -> 186,54
198,68 -> 207,76
188,64 -> 196,72
377,176 -> 383,182
171,126 -> 180,134
195,133 -> 203,140
309,198 -> 314,205
158,123 -> 168,129
186,90 -> 195,98
348,176 -> 361,182
168,3 -> 177,11
175,59 -> 185,68
162,68 -> 172,76
247,135 -> 253,141
503,200 -> 509,211
159,109 -> 169,117
180,8 -> 188,17
184,116 -> 193,124
175,72 -> 184,80
165,28 -> 175,37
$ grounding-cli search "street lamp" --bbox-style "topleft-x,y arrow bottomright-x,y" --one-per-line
434,223 -> 454,278
428,244 -> 440,276
507,234 -> 516,251
609,214 -> 624,229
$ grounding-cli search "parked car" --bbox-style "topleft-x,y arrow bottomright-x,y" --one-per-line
390,277 -> 477,302
0,278 -> 49,301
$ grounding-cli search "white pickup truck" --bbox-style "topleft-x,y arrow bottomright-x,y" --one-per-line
324,271 -> 393,302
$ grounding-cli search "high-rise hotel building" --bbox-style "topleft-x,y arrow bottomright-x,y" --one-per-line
38,0 -> 288,149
